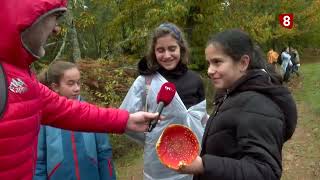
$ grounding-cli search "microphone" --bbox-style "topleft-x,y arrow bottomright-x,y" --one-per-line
148,82 -> 176,132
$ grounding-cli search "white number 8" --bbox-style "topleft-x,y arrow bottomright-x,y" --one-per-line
283,15 -> 291,27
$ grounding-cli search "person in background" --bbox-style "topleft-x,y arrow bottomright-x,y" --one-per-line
170,29 -> 297,180
120,22 -> 208,180
267,48 -> 279,65
34,60 -> 116,180
290,48 -> 300,77
281,47 -> 293,82
0,0 -> 160,179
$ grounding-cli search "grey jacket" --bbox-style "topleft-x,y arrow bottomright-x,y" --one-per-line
120,73 -> 208,180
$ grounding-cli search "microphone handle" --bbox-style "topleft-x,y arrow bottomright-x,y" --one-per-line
148,101 -> 164,132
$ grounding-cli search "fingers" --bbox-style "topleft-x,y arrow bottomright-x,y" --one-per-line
141,112 -> 162,132
127,112 -> 166,132
143,112 -> 165,121
158,115 -> 165,120
140,112 -> 158,124
145,112 -> 159,119
178,161 -> 187,171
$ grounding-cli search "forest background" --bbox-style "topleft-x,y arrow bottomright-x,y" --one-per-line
35,0 -> 320,178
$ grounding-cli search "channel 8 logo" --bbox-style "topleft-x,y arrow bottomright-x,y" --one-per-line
279,13 -> 294,29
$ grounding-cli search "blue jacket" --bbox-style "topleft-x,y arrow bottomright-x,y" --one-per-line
281,51 -> 292,72
34,98 -> 116,180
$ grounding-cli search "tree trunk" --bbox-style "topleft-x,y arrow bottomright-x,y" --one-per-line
67,1 -> 81,62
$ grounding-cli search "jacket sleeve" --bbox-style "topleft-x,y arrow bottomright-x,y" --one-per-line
38,83 -> 129,134
95,133 -> 116,180
201,154 -> 276,180
120,76 -> 146,144
201,100 -> 282,179
33,126 -> 47,180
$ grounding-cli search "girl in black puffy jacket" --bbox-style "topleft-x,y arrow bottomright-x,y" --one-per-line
169,29 -> 297,180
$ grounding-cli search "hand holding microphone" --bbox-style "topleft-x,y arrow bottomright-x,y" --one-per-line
148,82 -> 176,132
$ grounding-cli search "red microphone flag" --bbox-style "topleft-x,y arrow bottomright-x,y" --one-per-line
156,82 -> 176,106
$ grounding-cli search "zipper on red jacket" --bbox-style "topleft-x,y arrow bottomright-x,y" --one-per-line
71,132 -> 81,180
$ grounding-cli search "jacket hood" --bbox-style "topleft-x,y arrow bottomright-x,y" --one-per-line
137,56 -> 154,75
222,70 -> 297,141
0,0 -> 67,68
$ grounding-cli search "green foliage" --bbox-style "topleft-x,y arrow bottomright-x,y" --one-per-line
77,58 -> 136,107
110,134 -> 142,161
41,0 -> 320,73
76,58 -> 144,170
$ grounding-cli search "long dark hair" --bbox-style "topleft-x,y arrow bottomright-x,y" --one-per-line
145,22 -> 189,72
207,29 -> 282,84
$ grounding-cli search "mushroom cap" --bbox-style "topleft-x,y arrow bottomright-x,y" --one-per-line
156,124 -> 200,170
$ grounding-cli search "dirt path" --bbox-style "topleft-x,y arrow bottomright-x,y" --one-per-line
282,102 -> 320,180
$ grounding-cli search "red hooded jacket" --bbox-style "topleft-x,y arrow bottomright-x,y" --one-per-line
0,1 -> 128,179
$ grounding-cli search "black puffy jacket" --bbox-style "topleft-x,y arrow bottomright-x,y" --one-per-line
194,70 -> 297,180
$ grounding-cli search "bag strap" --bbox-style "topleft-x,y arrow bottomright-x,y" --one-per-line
0,63 -> 8,119
144,75 -> 152,111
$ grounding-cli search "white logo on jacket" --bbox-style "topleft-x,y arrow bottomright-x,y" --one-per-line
9,78 -> 28,94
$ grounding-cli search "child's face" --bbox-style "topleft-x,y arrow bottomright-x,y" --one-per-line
154,35 -> 181,71
53,68 -> 81,100
205,44 -> 247,90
